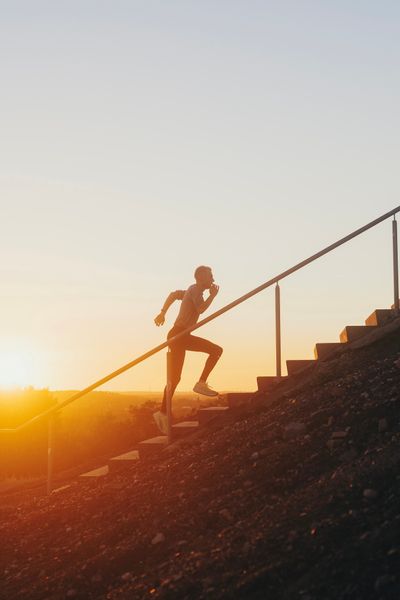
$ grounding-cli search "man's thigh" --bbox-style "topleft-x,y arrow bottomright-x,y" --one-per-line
184,334 -> 220,354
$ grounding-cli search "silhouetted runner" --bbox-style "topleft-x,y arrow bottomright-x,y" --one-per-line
153,265 -> 223,434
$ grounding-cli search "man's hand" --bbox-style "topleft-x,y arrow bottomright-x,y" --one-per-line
209,283 -> 219,298
154,311 -> 165,326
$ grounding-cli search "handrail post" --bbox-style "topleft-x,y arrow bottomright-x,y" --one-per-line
275,283 -> 282,378
166,350 -> 172,444
47,415 -> 54,495
393,216 -> 399,314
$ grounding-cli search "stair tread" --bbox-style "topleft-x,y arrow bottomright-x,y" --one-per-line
172,421 -> 199,429
223,392 -> 255,407
198,406 -> 229,413
286,359 -> 316,376
80,465 -> 109,478
314,342 -> 342,359
365,309 -> 395,326
340,325 -> 376,343
139,435 -> 168,446
52,484 -> 72,493
286,359 -> 315,363
110,450 -> 139,462
223,392 -> 255,399
342,325 -> 375,330
197,406 -> 230,425
257,376 -> 286,392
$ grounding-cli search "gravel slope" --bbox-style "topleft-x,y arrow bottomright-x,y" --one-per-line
1,327 -> 400,600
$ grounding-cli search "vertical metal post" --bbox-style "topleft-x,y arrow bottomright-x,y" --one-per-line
47,415 -> 54,495
166,350 -> 173,444
393,216 -> 399,314
275,283 -> 282,378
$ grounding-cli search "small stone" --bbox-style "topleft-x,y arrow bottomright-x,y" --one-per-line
363,488 -> 378,500
378,418 -> 388,432
326,439 -> 343,450
339,449 -> 358,462
244,480 -> 253,488
219,508 -> 234,522
327,416 -> 334,426
91,574 -> 102,583
121,572 -> 133,582
250,452 -> 259,461
284,422 -> 306,439
374,574 -> 394,592
331,431 -> 348,439
151,532 -> 165,545
66,591 -> 77,598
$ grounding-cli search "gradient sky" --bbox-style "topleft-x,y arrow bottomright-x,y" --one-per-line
1,1 -> 399,392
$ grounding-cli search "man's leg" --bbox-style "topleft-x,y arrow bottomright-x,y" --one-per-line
185,334 -> 223,388
154,342 -> 186,434
160,345 -> 185,414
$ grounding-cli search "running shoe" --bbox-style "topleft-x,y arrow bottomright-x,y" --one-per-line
153,411 -> 168,434
193,381 -> 219,397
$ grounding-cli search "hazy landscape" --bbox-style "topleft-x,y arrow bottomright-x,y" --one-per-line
0,388 -> 218,491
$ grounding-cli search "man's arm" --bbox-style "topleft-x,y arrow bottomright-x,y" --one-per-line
198,284 -> 219,314
154,290 -> 185,326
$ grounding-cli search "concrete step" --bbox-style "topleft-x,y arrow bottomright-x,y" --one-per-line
197,406 -> 229,426
172,420 -> 199,440
256,376 -> 285,392
286,359 -> 316,376
339,325 -> 376,343
314,342 -> 342,360
365,309 -> 395,326
138,435 -> 168,459
108,450 -> 139,473
79,465 -> 109,480
223,392 -> 255,408
52,484 -> 72,494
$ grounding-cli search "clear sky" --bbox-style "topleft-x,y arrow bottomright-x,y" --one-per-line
1,1 -> 399,392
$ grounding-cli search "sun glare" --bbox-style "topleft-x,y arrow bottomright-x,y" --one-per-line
0,348 -> 35,389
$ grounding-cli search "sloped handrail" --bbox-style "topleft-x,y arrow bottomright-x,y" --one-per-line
1,204 -> 399,434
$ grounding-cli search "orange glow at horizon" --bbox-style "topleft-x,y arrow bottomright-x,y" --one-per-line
0,344 -> 38,390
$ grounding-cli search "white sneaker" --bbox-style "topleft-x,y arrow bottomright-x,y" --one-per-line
153,411 -> 168,435
193,381 -> 219,397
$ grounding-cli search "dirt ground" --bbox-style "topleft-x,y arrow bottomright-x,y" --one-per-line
1,328 -> 400,600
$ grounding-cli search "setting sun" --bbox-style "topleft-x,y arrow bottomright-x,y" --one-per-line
0,347 -> 35,389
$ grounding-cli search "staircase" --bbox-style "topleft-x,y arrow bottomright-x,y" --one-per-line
77,302 -> 399,483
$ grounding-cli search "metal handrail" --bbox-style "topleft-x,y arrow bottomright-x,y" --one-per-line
1,204 -> 399,434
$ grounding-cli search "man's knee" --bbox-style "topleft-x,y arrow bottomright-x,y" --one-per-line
212,345 -> 223,359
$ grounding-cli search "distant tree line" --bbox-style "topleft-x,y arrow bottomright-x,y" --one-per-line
0,388 -> 158,478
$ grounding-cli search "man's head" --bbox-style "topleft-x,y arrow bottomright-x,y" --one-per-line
194,265 -> 214,289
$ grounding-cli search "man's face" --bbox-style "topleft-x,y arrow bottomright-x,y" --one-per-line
198,268 -> 214,289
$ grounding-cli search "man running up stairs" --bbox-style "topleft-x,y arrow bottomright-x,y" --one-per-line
153,265 -> 223,434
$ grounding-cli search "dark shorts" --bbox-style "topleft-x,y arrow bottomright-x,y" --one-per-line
167,325 -> 222,383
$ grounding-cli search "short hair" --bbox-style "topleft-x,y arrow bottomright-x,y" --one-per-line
194,265 -> 211,281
